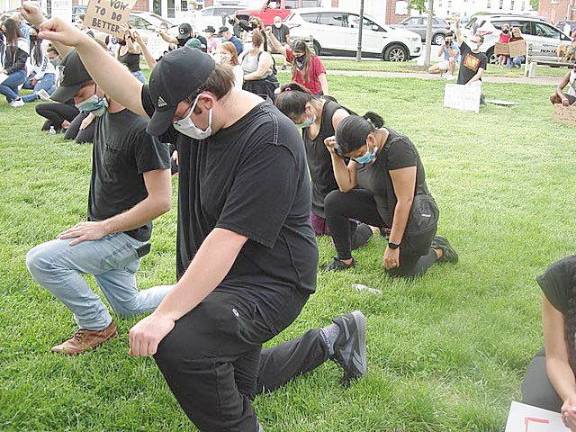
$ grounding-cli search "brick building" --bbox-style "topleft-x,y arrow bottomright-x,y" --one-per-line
539,0 -> 576,24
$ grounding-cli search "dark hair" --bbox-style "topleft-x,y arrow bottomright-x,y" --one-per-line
30,29 -> 43,66
196,63 -> 235,99
275,82 -> 317,118
292,40 -> 314,82
334,113 -> 384,156
3,18 -> 21,44
251,29 -> 264,48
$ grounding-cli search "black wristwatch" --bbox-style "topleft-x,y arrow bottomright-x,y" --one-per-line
388,241 -> 400,250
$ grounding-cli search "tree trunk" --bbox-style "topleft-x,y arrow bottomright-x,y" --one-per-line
423,0 -> 435,68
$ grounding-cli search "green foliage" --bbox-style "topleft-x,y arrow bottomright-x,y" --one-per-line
1,77 -> 573,431
530,0 -> 539,11
410,0 -> 427,13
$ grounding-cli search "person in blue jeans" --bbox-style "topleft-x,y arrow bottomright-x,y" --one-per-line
0,18 -> 29,107
21,28 -> 56,102
25,50 -> 173,355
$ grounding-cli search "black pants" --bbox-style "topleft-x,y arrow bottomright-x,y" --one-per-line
324,189 -> 437,278
35,102 -> 79,132
521,348 -> 564,412
64,111 -> 96,144
153,284 -> 328,432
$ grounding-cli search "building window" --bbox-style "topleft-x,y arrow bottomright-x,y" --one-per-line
521,0 -> 525,9
499,0 -> 503,8
167,0 -> 175,18
487,0 -> 491,8
510,0 -> 514,8
181,0 -> 187,11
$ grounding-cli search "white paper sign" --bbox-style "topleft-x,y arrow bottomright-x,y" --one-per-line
443,83 -> 481,113
505,401 -> 569,432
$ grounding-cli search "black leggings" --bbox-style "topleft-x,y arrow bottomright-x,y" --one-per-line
35,102 -> 79,132
64,111 -> 96,144
521,348 -> 564,412
324,189 -> 438,278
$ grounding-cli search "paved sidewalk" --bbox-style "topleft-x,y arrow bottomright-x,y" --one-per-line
328,69 -> 558,86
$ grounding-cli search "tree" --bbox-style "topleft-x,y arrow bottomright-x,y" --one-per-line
529,0 -> 539,11
410,0 -> 427,13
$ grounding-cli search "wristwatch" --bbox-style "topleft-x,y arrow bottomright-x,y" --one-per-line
388,241 -> 400,250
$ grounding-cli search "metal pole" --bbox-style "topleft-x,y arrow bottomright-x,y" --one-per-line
423,0 -> 434,68
356,0 -> 365,61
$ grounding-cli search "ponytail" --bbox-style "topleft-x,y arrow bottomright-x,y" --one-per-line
275,81 -> 318,118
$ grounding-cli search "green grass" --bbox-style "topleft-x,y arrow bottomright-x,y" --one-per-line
274,56 -> 570,78
1,76 -> 574,431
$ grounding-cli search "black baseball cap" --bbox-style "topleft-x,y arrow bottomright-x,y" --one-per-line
177,23 -> 193,40
218,26 -> 229,34
147,47 -> 215,136
204,25 -> 216,34
51,49 -> 93,103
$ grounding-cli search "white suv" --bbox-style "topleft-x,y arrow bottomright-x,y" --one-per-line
464,14 -> 573,63
287,8 -> 422,61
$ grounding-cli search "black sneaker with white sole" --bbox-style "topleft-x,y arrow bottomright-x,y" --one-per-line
331,310 -> 367,386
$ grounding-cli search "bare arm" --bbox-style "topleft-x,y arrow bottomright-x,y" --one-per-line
134,31 -> 157,69
159,30 -> 177,45
325,137 -> 357,192
319,73 -> 329,95
20,2 -> 71,57
387,167 -> 416,245
556,72 -> 571,101
543,297 -> 576,402
126,34 -> 142,54
244,52 -> 273,80
38,17 -> 147,117
59,168 -> 172,245
455,19 -> 463,45
467,67 -> 484,84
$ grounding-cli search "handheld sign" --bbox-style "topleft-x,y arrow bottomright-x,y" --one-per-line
505,401 -> 569,432
84,0 -> 136,39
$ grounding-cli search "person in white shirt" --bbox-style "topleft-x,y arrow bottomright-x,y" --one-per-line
22,28 -> 56,102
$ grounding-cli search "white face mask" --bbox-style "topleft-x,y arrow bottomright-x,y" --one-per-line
214,52 -> 231,65
274,22 -> 282,28
173,95 -> 213,140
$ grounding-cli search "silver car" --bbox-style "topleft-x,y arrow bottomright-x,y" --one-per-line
395,16 -> 451,45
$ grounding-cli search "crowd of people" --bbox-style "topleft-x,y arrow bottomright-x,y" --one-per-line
3,2 -> 576,430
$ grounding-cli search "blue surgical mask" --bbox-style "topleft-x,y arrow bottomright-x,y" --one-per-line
354,145 -> 377,165
76,94 -> 108,116
295,115 -> 315,129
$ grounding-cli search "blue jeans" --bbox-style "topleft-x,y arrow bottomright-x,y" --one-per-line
0,69 -> 26,102
507,56 -> 524,68
21,73 -> 56,102
26,232 -> 173,330
132,71 -> 145,83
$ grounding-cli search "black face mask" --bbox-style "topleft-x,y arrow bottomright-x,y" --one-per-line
503,29 -> 509,34
295,56 -> 305,69
118,39 -> 127,46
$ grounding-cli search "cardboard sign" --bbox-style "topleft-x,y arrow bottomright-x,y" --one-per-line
443,83 -> 481,113
84,0 -> 136,39
509,40 -> 527,58
505,402 -> 569,432
495,42 -> 510,56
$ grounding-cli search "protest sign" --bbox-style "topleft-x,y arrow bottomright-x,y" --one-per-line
505,401 -> 569,432
443,84 -> 481,113
509,40 -> 527,58
84,0 -> 136,39
495,42 -> 510,56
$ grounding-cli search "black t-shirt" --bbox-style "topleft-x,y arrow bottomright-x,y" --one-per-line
303,100 -> 342,217
537,256 -> 576,315
88,109 -> 171,242
272,24 -> 290,45
457,42 -> 488,85
141,86 -> 318,294
356,128 -> 429,226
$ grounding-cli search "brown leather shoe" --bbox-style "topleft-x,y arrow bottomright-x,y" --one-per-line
51,322 -> 118,355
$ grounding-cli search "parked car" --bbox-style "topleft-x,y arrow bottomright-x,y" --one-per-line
463,14 -> 573,63
557,20 -> 576,35
235,0 -> 320,26
188,5 -> 242,31
72,5 -> 87,23
128,12 -> 176,59
394,16 -> 451,45
287,8 -> 422,61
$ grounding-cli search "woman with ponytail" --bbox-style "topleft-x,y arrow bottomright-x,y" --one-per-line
521,256 -> 576,429
21,27 -> 56,102
323,114 -> 458,277
275,82 -> 372,247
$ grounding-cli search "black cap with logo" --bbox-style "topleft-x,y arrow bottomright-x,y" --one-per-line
177,23 -> 193,40
51,49 -> 93,103
218,26 -> 230,35
147,47 -> 215,136
204,25 -> 216,34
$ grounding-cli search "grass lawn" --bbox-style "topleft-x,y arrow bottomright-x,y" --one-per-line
0,76 -> 574,431
274,56 -> 571,78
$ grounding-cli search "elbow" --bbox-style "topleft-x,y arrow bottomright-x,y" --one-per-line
159,199 -> 172,215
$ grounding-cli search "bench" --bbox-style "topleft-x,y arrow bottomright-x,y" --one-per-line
524,55 -> 573,77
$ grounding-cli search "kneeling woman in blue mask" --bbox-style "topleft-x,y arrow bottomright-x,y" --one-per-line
323,113 -> 458,278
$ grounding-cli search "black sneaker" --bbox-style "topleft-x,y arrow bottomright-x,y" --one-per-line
431,236 -> 458,264
332,311 -> 367,386
351,223 -> 373,250
324,257 -> 355,272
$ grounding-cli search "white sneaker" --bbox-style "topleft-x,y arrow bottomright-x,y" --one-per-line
37,89 -> 51,101
9,99 -> 24,107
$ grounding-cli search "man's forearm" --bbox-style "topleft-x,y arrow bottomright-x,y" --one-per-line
103,192 -> 171,235
154,228 -> 247,321
75,36 -> 147,117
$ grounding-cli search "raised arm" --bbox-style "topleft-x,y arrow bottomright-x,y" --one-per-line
133,30 -> 157,69
324,136 -> 357,193
38,16 -> 147,117
455,17 -> 463,45
20,2 -> 71,57
159,29 -> 178,45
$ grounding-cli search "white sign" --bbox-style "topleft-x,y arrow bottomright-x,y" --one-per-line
443,83 -> 481,113
51,0 -> 72,23
505,401 -> 569,432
